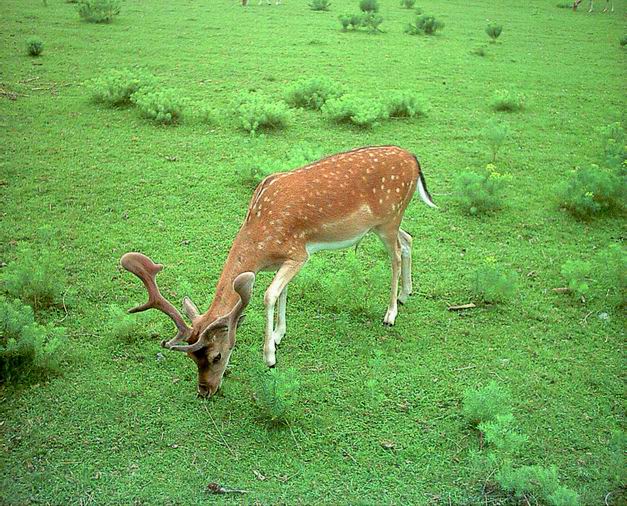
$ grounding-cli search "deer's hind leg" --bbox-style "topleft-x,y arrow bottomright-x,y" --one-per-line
398,229 -> 413,304
374,221 -> 402,326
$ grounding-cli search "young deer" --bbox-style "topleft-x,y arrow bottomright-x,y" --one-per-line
573,0 -> 613,12
120,146 -> 436,398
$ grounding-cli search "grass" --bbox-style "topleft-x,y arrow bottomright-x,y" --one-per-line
0,0 -> 625,504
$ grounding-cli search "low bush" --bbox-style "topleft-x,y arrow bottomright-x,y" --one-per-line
254,367 -> 300,424
471,258 -> 518,303
3,247 -> 65,311
595,244 -> 626,306
323,94 -> 388,127
479,414 -> 528,455
485,120 -> 509,163
491,89 -> 525,112
26,37 -> 44,56
234,94 -> 290,134
496,464 -> 580,506
559,164 -> 623,218
0,297 -> 66,384
384,91 -> 426,118
600,122 -> 626,171
359,0 -> 379,13
309,0 -> 331,11
400,0 -> 415,7
560,259 -> 591,301
362,13 -> 384,33
486,23 -> 503,42
620,35 -> 627,47
462,381 -> 513,426
285,77 -> 344,110
131,88 -> 186,124
405,15 -> 444,35
454,164 -> 510,215
91,69 -> 157,107
78,0 -> 121,23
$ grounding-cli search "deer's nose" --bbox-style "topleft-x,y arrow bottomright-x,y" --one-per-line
197,383 -> 214,398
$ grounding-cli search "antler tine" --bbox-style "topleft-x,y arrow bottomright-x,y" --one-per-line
120,252 -> 191,341
165,272 -> 255,353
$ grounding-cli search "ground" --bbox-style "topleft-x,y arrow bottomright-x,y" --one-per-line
0,0 -> 625,504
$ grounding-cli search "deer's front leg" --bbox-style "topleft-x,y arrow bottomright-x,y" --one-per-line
264,260 -> 305,367
274,286 -> 288,346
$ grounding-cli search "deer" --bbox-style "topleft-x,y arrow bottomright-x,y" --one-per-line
120,146 -> 436,398
573,0 -> 613,12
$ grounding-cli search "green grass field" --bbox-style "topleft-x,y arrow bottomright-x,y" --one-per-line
1,0 -> 625,504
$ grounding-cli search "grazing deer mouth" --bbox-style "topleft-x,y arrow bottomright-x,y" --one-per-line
197,383 -> 214,398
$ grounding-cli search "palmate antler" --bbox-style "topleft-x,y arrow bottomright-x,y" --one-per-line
120,252 -> 255,353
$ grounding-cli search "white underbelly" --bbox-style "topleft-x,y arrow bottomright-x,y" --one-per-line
305,231 -> 369,255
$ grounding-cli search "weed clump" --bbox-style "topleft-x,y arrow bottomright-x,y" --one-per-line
0,297 -> 66,384
3,247 -> 66,311
600,122 -> 626,171
491,89 -> 525,112
91,69 -> 157,107
560,260 -> 591,301
485,120 -> 509,162
384,91 -> 426,118
323,94 -> 388,127
486,23 -> 503,42
131,88 -> 185,124
107,305 -> 144,344
472,258 -> 518,303
26,37 -> 44,56
405,15 -> 444,35
559,165 -> 623,218
359,0 -> 379,13
254,367 -> 300,424
463,381 -> 513,426
400,0 -> 415,7
78,0 -> 121,23
234,94 -> 290,134
454,164 -> 510,215
309,0 -> 331,10
496,464 -> 580,506
285,77 -> 344,110
620,35 -> 627,47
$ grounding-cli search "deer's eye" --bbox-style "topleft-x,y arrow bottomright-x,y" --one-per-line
212,353 -> 222,364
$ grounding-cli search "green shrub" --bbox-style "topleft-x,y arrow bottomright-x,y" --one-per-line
496,464 -> 580,506
359,0 -> 379,13
309,0 -> 331,11
454,164 -> 509,215
595,244 -> 626,306
405,15 -> 444,35
472,46 -> 487,57
400,0 -> 415,7
78,0 -> 121,23
285,77 -> 344,110
26,37 -> 44,56
479,414 -> 528,456
338,14 -> 352,30
462,381 -> 512,426
131,88 -> 186,124
254,367 -> 300,424
234,94 -> 290,134
472,258 -> 518,303
91,69 -> 157,107
323,94 -> 388,127
600,122 -> 626,171
485,120 -> 509,163
107,305 -> 144,344
560,260 -> 591,300
384,91 -> 425,118
486,23 -> 502,42
0,297 -> 66,383
620,35 -> 627,47
3,247 -> 65,311
491,89 -> 525,112
362,13 -> 384,33
559,165 -> 623,218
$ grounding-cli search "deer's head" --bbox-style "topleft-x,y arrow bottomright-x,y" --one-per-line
120,253 -> 255,398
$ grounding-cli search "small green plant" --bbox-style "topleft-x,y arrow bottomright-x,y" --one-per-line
3,247 -> 66,311
599,122 -> 626,171
496,464 -> 580,506
384,91 -> 426,118
595,244 -> 626,306
309,0 -> 331,11
362,13 -> 384,33
620,35 -> 627,47
131,88 -> 186,124
285,77 -> 344,110
472,258 -> 518,303
560,260 -> 591,300
454,164 -> 509,215
78,0 -> 121,23
91,69 -> 157,107
254,367 -> 300,424
322,94 -> 388,127
26,37 -> 44,56
559,164 -> 623,218
234,94 -> 291,134
359,0 -> 379,13
107,305 -> 143,344
472,46 -> 487,57
479,414 -> 528,456
486,23 -> 503,42
0,297 -> 66,384
338,14 -> 352,30
491,89 -> 525,112
405,15 -> 444,35
462,381 -> 513,426
400,0 -> 415,7
485,120 -> 509,162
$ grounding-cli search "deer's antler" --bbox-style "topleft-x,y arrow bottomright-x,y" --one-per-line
120,252 -> 191,345
165,272 -> 255,353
